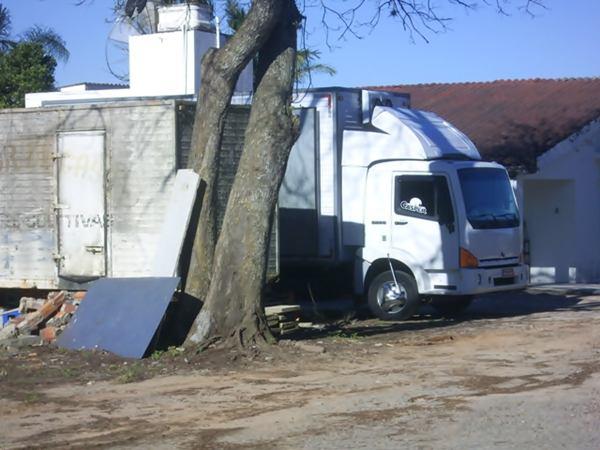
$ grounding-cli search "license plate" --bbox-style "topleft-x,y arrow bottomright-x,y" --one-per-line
502,267 -> 515,277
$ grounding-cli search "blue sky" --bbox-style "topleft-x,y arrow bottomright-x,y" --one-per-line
3,0 -> 600,88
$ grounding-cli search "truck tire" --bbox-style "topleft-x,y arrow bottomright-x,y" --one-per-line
431,295 -> 473,317
367,270 -> 420,321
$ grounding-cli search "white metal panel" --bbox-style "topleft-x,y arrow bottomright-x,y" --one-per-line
108,103 -> 177,278
57,131 -> 106,277
292,92 -> 337,257
279,109 -> 320,257
280,109 -> 317,210
293,93 -> 335,216
151,169 -> 200,277
0,115 -> 57,288
341,166 -> 367,246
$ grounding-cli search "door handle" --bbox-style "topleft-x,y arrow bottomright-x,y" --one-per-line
85,245 -> 104,254
394,221 -> 408,225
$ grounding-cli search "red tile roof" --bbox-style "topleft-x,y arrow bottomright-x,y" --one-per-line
370,78 -> 600,173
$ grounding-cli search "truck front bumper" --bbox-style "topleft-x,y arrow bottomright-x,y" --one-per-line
457,264 -> 528,295
424,264 -> 528,295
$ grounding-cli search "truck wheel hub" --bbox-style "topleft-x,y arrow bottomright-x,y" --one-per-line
378,281 -> 407,312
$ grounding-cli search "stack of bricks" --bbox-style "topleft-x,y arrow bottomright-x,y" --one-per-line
0,291 -> 85,346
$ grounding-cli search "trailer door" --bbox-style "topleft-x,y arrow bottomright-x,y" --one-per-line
279,108 -> 319,257
57,131 -> 106,278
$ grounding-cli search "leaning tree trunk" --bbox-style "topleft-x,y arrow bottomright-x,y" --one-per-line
186,0 -> 301,348
185,0 -> 283,300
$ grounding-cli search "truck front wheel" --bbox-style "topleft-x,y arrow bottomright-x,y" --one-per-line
367,270 -> 420,321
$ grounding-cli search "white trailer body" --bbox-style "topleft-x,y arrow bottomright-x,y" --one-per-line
282,88 -> 527,318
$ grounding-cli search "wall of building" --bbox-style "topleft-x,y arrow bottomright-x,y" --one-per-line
519,118 -> 600,283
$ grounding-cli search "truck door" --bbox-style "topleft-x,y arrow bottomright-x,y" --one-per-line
391,174 -> 458,272
56,131 -> 106,279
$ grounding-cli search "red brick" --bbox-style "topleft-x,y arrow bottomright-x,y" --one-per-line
72,291 -> 86,301
40,326 -> 57,343
60,303 -> 77,315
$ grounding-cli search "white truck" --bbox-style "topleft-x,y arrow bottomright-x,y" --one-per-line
279,88 -> 528,320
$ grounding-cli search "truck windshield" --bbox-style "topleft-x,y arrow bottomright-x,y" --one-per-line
458,168 -> 520,229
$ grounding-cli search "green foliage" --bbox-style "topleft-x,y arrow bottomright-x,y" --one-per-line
116,363 -> 144,384
329,329 -> 363,341
0,2 -> 68,107
20,25 -> 69,62
0,42 -> 56,108
224,0 -> 247,33
295,48 -> 336,85
222,0 -> 335,85
0,3 -> 11,52
150,346 -> 184,360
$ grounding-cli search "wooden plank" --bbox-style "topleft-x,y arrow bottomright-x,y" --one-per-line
264,305 -> 301,315
279,322 -> 298,331
273,328 -> 298,336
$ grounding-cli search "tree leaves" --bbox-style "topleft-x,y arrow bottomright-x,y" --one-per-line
20,25 -> 69,62
0,42 -> 56,108
295,48 -> 336,85
224,0 -> 247,32
0,3 -> 12,52
0,3 -> 66,106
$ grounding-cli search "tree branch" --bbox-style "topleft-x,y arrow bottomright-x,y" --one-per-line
312,0 -> 546,45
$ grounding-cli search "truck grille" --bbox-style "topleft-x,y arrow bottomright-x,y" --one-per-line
494,276 -> 515,286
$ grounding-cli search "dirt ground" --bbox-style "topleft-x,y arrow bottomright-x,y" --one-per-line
1,286 -> 600,449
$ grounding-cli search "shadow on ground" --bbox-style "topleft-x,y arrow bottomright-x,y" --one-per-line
289,286 -> 600,341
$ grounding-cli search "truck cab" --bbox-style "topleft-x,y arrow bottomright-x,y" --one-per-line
282,88 -> 528,320
361,159 -> 527,319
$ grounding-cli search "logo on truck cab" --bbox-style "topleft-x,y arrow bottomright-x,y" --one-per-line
400,198 -> 428,215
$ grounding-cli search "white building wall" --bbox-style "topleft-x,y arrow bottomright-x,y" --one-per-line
519,118 -> 600,283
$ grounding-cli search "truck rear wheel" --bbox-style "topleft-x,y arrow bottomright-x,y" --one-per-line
367,270 -> 420,321
431,295 -> 473,317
